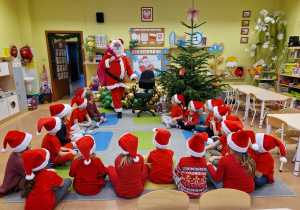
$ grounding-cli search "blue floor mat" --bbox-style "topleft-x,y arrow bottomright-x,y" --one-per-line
182,130 -> 207,146
100,114 -> 119,126
92,131 -> 113,151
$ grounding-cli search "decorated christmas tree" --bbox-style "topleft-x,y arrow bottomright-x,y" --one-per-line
156,8 -> 225,104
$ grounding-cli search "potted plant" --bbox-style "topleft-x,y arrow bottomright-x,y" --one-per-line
84,35 -> 96,62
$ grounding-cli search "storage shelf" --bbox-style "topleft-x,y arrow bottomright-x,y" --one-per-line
82,46 -> 106,50
289,58 -> 300,60
254,78 -> 276,80
170,45 -> 211,49
83,62 -> 99,65
278,84 -> 300,90
261,71 -> 276,73
287,46 -> 300,50
279,74 -> 300,78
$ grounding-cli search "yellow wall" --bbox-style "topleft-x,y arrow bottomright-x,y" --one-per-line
281,0 -> 300,40
3,0 -> 296,89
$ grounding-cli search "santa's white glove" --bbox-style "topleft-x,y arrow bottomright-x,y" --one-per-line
109,56 -> 115,62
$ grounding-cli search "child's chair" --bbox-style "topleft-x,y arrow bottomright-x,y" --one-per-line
248,93 -> 269,127
231,88 -> 246,116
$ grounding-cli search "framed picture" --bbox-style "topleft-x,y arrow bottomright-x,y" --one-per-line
242,11 -> 251,18
241,20 -> 250,27
240,37 -> 249,44
141,7 -> 153,22
241,28 -> 249,35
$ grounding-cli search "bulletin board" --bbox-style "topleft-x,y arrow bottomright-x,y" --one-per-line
130,28 -> 165,47
125,49 -> 170,79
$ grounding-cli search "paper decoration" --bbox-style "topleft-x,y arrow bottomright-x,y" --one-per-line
226,57 -> 237,68
157,33 -> 164,41
169,31 -> 176,46
179,68 -> 186,75
253,59 -> 264,68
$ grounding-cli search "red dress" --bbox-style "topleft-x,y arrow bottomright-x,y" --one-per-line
25,170 -> 63,210
69,157 -> 108,195
171,105 -> 184,121
147,149 -> 174,184
174,156 -> 207,197
70,108 -> 88,127
108,154 -> 148,198
207,153 -> 255,194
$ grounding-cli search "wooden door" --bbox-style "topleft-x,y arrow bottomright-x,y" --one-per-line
53,39 -> 70,99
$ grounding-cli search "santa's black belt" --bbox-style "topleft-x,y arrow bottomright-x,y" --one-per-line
106,70 -> 123,83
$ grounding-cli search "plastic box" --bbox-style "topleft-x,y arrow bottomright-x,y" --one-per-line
26,92 -> 40,105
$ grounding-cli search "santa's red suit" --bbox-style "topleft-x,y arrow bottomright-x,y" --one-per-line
100,39 -> 136,115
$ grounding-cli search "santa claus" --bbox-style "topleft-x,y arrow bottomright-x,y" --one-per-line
100,39 -> 137,118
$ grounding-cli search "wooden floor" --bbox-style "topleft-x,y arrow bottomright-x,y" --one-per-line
0,102 -> 299,209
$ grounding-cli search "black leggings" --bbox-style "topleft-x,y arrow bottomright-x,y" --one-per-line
178,121 -> 196,131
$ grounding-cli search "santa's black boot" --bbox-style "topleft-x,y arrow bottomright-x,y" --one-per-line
117,112 -> 122,118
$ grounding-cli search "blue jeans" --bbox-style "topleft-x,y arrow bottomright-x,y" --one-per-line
254,175 -> 269,188
92,113 -> 106,122
207,165 -> 223,189
198,116 -> 206,126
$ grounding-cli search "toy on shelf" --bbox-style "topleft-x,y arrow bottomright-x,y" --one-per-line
226,56 -> 237,68
169,31 -> 176,47
177,40 -> 188,46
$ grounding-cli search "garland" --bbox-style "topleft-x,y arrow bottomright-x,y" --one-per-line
47,33 -> 83,78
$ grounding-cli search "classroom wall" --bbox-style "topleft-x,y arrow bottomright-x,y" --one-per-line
281,0 -> 300,41
1,0 -> 289,89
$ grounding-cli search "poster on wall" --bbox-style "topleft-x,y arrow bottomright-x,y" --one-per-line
129,28 -> 165,47
125,48 -> 170,79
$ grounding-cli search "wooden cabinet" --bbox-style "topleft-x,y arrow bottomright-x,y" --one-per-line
0,62 -> 9,76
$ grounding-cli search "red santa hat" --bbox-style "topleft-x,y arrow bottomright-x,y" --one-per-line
207,99 -> 225,111
252,133 -> 287,163
71,97 -> 87,109
22,148 -> 50,180
111,39 -> 124,47
152,128 -> 171,149
50,104 -> 72,119
118,133 -> 139,162
190,101 -> 205,114
36,117 -> 61,136
222,115 -> 241,122
187,132 -> 213,157
221,120 -> 244,136
213,106 -> 231,120
75,135 -> 96,165
227,130 -> 256,153
173,94 -> 186,108
75,89 -> 87,98
2,131 -> 32,153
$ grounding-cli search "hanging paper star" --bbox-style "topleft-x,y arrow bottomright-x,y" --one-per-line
161,66 -> 168,71
132,55 -> 138,62
157,53 -> 164,60
125,50 -> 132,57
162,47 -> 169,54
163,58 -> 169,65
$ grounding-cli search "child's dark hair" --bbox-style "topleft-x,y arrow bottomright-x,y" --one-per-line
21,170 -> 42,198
85,90 -> 93,101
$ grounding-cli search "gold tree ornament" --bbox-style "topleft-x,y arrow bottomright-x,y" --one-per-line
128,93 -> 134,100
121,100 -> 126,106
101,86 -> 107,91
157,89 -> 165,96
148,100 -> 154,105
95,94 -> 101,102
125,86 -> 131,94
98,86 -> 102,93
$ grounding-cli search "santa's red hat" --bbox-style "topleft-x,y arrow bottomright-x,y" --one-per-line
222,115 -> 241,122
2,131 -> 32,153
111,39 -> 124,46
118,133 -> 139,162
252,133 -> 287,163
187,132 -> 212,157
50,104 -> 72,119
213,106 -> 231,120
75,89 -> 87,98
36,117 -> 61,136
221,120 -> 243,136
227,130 -> 255,153
22,148 -> 50,180
75,135 -> 96,165
174,94 -> 186,108
190,101 -> 205,114
71,97 -> 87,109
207,99 -> 225,111
152,128 -> 171,149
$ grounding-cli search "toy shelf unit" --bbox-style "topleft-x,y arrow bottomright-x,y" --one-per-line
254,66 -> 277,89
277,74 -> 300,98
288,46 -> 300,60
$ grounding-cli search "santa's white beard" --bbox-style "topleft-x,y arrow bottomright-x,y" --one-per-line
113,46 -> 124,57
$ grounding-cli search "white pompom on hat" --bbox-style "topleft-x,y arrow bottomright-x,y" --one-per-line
75,135 -> 96,165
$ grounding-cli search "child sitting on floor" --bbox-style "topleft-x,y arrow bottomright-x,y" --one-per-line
108,133 -> 149,198
161,94 -> 184,129
21,149 -> 72,210
249,133 -> 287,188
207,130 -> 256,194
85,90 -> 107,127
70,97 -> 97,135
177,101 -> 205,131
146,128 -> 174,184
173,132 -> 209,197
195,99 -> 225,136
69,135 -> 108,195
0,131 -> 32,198
38,117 -> 77,167
50,104 -> 84,147
205,120 -> 243,167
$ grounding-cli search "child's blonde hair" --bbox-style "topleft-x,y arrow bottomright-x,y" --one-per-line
118,154 -> 132,168
85,90 -> 93,101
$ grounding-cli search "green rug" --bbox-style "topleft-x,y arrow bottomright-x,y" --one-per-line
133,114 -> 162,125
130,131 -> 156,150
98,107 -> 115,113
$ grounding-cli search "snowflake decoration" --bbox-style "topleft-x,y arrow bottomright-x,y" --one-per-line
134,70 -> 141,79
162,58 -> 169,65
130,63 -> 133,69
125,50 -> 132,57
154,71 -> 159,78
250,51 -> 255,57
157,53 -> 164,60
132,55 -> 138,62
162,47 -> 169,54
161,66 -> 168,71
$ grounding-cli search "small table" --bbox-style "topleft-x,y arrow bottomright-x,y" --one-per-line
267,113 -> 300,176
231,85 -> 292,128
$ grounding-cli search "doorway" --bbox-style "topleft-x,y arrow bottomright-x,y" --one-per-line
45,31 -> 86,101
